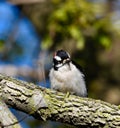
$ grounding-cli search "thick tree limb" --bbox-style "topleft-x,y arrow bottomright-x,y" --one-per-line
0,74 -> 120,128
8,0 -> 46,5
0,100 -> 22,128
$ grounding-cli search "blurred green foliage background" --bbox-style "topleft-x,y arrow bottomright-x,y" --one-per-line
21,0 -> 120,104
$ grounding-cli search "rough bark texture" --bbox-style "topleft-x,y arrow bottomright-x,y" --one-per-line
0,74 -> 120,128
0,100 -> 22,128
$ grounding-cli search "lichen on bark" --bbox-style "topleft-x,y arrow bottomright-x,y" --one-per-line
0,73 -> 120,128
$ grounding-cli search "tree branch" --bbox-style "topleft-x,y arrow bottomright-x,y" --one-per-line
8,0 -> 46,5
0,99 -> 22,128
0,74 -> 120,127
0,65 -> 45,81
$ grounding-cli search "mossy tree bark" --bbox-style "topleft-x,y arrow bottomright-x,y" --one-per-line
0,74 -> 120,128
0,100 -> 22,128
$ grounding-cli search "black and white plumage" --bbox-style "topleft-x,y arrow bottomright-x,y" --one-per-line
49,50 -> 87,97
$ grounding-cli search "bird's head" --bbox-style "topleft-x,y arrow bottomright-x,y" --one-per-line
53,50 -> 71,70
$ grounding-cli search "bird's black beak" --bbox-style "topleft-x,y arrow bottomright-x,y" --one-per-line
63,58 -> 71,64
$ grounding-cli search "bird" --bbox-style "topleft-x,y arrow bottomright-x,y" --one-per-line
49,49 -> 87,97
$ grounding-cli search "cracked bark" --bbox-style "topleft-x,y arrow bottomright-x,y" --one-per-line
0,100 -> 22,128
0,74 -> 120,128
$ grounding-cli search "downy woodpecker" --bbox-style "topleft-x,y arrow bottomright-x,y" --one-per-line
49,50 -> 87,97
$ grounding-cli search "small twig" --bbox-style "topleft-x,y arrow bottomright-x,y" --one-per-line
8,0 -> 46,5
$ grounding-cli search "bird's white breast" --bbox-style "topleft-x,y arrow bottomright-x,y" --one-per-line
49,62 -> 87,97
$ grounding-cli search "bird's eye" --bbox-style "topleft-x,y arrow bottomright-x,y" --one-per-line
53,58 -> 62,65
56,60 -> 62,64
57,61 -> 61,64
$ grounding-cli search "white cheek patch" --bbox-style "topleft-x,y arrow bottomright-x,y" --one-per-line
54,56 -> 62,61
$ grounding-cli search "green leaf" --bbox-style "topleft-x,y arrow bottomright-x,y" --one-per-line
53,9 -> 67,22
0,40 -> 5,52
41,36 -> 53,50
69,25 -> 81,39
100,36 -> 111,48
76,37 -> 85,50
